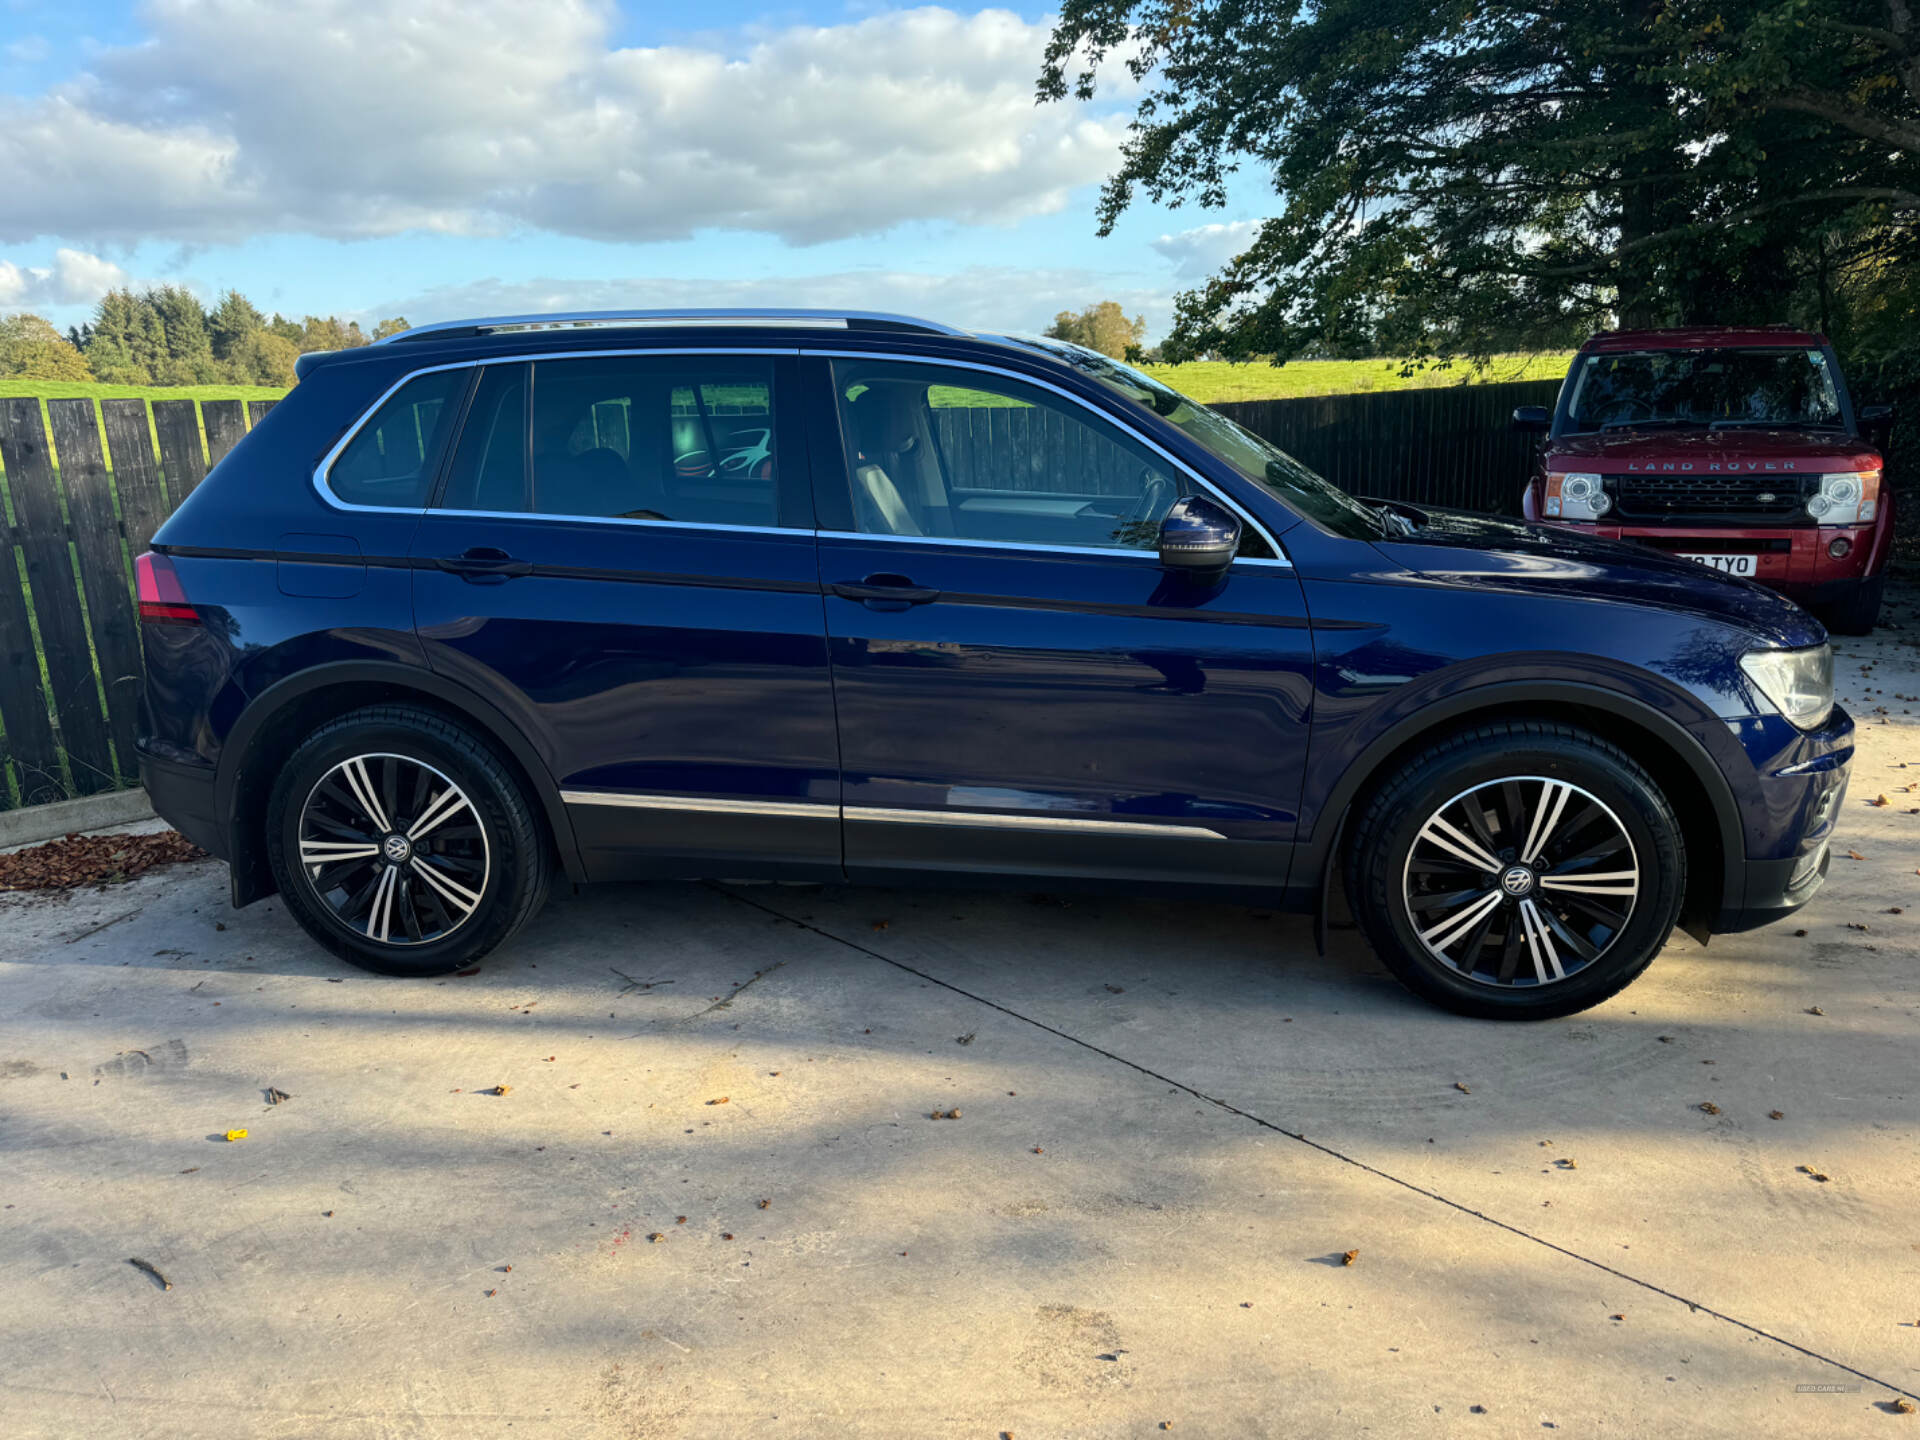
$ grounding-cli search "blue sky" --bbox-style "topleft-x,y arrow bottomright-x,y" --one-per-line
0,0 -> 1269,340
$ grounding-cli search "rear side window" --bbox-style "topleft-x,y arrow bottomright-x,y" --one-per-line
434,354 -> 785,528
325,368 -> 467,508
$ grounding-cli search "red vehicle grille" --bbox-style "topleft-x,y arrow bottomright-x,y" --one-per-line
1611,473 -> 1809,524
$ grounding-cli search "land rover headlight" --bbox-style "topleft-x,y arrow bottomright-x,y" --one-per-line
1544,472 -> 1610,520
1806,472 -> 1879,526
1739,644 -> 1834,730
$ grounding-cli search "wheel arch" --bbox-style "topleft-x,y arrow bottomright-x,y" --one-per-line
1303,681 -> 1745,944
217,660 -> 586,906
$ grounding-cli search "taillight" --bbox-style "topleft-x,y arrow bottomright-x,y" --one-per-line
136,552 -> 199,625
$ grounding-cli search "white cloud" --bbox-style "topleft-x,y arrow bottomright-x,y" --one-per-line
0,1 -> 1133,248
361,267 -> 1174,342
1151,220 -> 1261,279
0,247 -> 131,308
5,34 -> 50,63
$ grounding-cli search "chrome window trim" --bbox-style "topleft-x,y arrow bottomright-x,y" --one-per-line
377,309 -> 967,345
815,528 -> 1294,569
310,346 -> 801,517
560,789 -> 1228,840
807,348 -> 1291,566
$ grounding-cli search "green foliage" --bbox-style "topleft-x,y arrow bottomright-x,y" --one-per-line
1044,300 -> 1149,358
1039,0 -> 1920,369
71,287 -> 376,386
372,316 -> 411,340
0,313 -> 94,381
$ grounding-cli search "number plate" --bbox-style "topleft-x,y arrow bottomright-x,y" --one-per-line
1678,552 -> 1757,577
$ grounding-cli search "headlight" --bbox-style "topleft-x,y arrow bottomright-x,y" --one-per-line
1544,472 -> 1610,520
1739,644 -> 1834,730
1806,471 -> 1879,526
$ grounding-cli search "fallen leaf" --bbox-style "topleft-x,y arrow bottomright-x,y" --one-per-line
1847,850 -> 1866,861
647,1233 -> 665,1243
1869,795 -> 1889,807
1610,1313 -> 1625,1321
1032,1146 -> 1045,1154
675,1217 -> 686,1225
1454,1082 -> 1471,1094
1698,1102 -> 1721,1115
1796,1165 -> 1830,1183
1769,1110 -> 1785,1120
264,1087 -> 291,1105
707,1097 -> 729,1105
1341,1250 -> 1358,1266
127,1257 -> 171,1290
1806,1006 -> 1826,1016
1891,1399 -> 1915,1415
1104,984 -> 1125,993
757,1199 -> 770,1209
223,1128 -> 248,1142
489,1085 -> 512,1096
1556,1158 -> 1578,1170
956,1032 -> 975,1046
0,830 -> 207,891
721,1233 -> 733,1241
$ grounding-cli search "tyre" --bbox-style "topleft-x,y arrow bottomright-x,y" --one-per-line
265,704 -> 550,976
1819,573 -> 1884,636
1345,721 -> 1685,1020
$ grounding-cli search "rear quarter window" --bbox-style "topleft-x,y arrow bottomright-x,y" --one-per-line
325,368 -> 469,508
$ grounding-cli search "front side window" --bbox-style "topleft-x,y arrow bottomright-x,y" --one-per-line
831,359 -> 1231,554
1564,348 -> 1843,433
437,354 -> 782,528
326,368 -> 467,508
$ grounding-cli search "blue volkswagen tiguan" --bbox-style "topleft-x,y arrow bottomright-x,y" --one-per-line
134,310 -> 1853,1018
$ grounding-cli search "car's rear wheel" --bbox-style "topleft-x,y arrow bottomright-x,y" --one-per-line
1345,721 -> 1685,1019
1819,572 -> 1884,636
266,705 -> 549,976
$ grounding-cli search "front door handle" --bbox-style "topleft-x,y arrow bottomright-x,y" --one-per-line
831,573 -> 940,610
436,547 -> 532,583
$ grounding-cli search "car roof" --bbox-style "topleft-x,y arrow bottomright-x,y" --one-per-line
1583,326 -> 1828,353
293,309 -> 1060,381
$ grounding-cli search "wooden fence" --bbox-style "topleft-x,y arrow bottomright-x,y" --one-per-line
1212,378 -> 1561,515
0,397 -> 275,810
0,378 -> 1552,812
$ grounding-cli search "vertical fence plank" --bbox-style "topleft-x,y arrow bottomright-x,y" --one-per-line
152,400 -> 208,502
247,398 -> 278,428
0,449 -> 62,810
203,400 -> 247,467
0,399 -> 116,796
46,400 -> 143,785
101,400 -> 173,557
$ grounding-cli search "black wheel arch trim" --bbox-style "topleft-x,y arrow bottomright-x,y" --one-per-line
216,659 -> 587,903
1294,679 -> 1748,934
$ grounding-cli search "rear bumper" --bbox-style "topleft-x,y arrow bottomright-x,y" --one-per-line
137,745 -> 226,860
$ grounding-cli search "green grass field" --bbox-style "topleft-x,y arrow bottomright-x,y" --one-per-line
1135,353 -> 1572,404
0,354 -> 1571,411
0,379 -> 287,405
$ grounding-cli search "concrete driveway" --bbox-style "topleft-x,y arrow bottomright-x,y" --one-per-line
4,600 -> 1918,1438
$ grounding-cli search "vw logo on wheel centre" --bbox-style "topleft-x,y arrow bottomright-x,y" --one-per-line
1500,865 -> 1535,897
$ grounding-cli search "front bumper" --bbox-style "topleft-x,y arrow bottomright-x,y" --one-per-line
1570,522 -> 1882,592
1712,708 -> 1852,933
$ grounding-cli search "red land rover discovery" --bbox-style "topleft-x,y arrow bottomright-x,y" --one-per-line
1519,328 -> 1895,633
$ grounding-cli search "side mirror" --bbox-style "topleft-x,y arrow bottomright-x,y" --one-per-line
1512,405 -> 1551,433
1859,402 -> 1894,427
1158,495 -> 1241,578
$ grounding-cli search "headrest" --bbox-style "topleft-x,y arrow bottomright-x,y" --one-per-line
847,382 -> 924,455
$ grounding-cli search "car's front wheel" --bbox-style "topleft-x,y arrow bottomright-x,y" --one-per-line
1345,720 -> 1685,1019
265,705 -> 550,975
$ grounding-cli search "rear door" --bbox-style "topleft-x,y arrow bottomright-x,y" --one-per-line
807,352 -> 1316,894
403,348 -> 840,881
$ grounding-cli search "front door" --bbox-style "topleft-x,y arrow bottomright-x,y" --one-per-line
809,354 -> 1316,894
406,349 -> 840,880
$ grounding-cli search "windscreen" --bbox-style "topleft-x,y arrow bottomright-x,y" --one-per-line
1564,348 -> 1842,433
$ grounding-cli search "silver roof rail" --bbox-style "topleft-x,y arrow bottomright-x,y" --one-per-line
376,308 -> 968,344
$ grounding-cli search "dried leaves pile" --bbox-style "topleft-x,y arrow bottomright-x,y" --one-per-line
0,830 -> 205,891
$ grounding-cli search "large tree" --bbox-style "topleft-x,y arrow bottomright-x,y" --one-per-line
1040,0 -> 1920,362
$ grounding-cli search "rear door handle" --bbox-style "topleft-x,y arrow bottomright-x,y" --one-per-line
436,547 -> 532,582
831,574 -> 940,610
